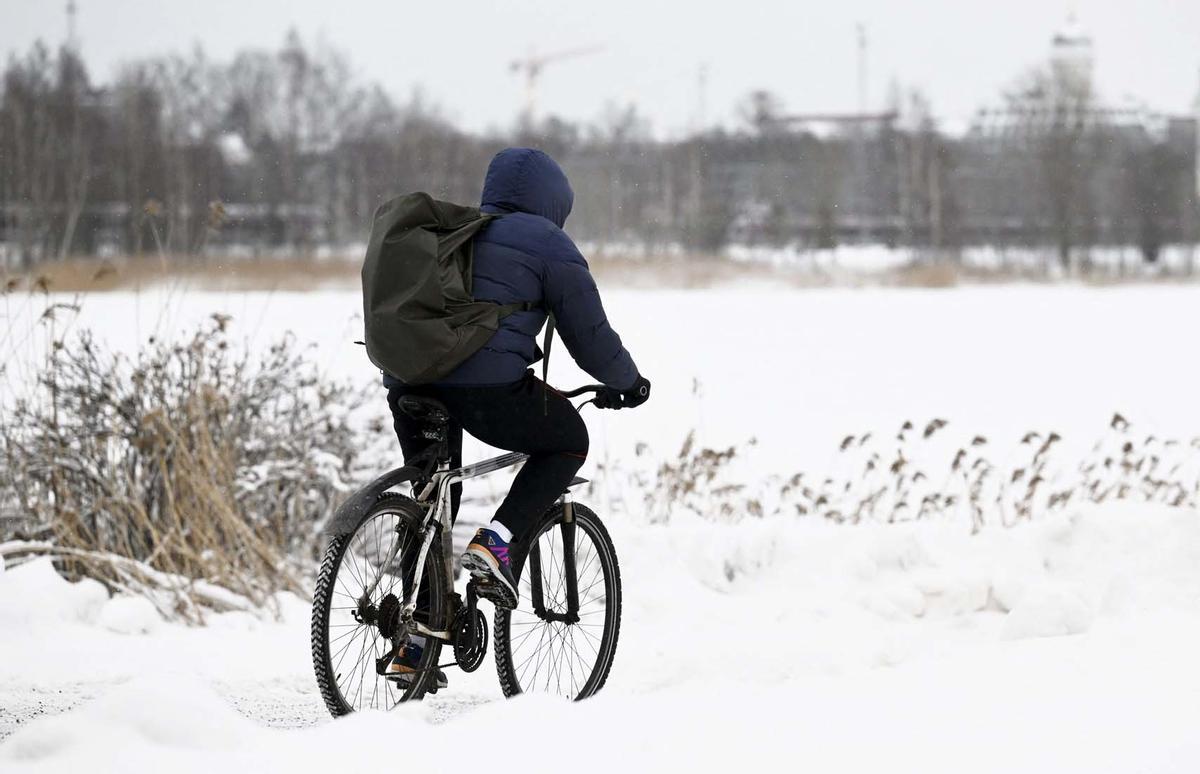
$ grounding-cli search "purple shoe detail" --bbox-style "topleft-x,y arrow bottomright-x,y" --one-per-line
473,529 -> 511,567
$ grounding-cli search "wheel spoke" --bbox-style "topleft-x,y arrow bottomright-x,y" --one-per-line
332,625 -> 366,674
516,623 -> 551,685
573,623 -> 603,653
566,626 -> 589,692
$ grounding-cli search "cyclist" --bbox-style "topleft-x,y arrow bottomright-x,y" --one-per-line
383,148 -> 650,679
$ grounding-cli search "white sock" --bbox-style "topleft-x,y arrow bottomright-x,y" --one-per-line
485,520 -> 513,542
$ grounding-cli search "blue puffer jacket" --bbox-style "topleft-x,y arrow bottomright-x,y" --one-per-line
389,148 -> 638,390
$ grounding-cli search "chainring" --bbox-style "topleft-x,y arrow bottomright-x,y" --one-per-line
452,606 -> 488,672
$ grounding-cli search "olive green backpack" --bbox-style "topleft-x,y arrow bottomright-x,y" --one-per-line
361,192 -> 544,385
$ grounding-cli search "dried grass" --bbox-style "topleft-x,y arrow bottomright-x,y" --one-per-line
593,411 -> 1200,530
6,252 -> 1199,295
1,255 -> 362,293
0,312 -> 380,623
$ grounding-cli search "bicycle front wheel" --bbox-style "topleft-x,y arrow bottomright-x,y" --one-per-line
494,502 -> 621,700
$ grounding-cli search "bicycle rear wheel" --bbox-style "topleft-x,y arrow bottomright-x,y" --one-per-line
311,493 -> 446,715
494,502 -> 621,700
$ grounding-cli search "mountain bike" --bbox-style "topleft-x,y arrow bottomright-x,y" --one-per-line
310,385 -> 621,714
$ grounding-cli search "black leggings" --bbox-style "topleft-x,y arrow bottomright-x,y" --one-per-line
386,371 -> 589,543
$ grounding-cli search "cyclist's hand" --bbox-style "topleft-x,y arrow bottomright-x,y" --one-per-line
622,375 -> 651,408
594,387 -> 625,410
595,375 -> 651,410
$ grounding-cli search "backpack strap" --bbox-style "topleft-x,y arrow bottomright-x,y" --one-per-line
496,300 -> 537,316
494,301 -> 554,414
540,313 -> 556,415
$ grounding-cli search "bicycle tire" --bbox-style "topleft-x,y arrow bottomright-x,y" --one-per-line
311,493 -> 446,715
493,502 -> 621,700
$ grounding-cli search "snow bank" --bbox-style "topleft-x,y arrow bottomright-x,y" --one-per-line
0,558 -> 161,635
96,596 -> 163,636
0,558 -> 314,689
3,504 -> 1200,771
2,675 -> 257,766
0,558 -> 109,629
4,636 -> 1199,774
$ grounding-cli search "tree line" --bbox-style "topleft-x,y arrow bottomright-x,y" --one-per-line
1,33 -> 1196,271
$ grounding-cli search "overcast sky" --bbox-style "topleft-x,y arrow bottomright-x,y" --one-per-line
3,0 -> 1199,136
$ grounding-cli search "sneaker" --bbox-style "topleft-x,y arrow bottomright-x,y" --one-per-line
386,641 -> 448,692
461,528 -> 519,609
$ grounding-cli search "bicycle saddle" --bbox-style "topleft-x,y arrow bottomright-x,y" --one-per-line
395,395 -> 450,426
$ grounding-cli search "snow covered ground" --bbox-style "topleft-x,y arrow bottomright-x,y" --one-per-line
6,282 -> 1200,473
722,242 -> 1200,276
3,504 -> 1200,772
3,282 -> 1200,770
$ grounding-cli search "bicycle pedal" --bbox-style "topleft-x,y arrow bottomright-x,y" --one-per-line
467,577 -> 517,609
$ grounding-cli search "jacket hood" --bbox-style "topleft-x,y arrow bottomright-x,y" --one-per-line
480,148 -> 574,228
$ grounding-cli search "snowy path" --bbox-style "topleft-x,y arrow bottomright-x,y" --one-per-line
0,514 -> 501,743
0,677 -> 494,741
4,504 -> 1200,772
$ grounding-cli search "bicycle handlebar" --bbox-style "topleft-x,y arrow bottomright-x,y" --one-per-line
561,384 -> 606,398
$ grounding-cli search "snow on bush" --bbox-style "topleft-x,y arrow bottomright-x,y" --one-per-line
0,314 -> 384,622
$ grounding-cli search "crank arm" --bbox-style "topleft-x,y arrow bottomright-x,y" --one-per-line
413,621 -> 453,641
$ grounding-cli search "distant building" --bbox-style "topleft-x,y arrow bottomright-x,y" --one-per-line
1050,12 -> 1095,92
949,13 -> 1198,253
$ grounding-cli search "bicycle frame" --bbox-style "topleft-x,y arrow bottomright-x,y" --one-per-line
360,384 -> 602,645
403,450 -> 528,639
360,447 -> 584,643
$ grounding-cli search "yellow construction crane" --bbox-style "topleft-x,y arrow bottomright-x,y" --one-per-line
509,46 -> 603,123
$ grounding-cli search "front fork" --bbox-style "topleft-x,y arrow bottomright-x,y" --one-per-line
529,496 -> 580,624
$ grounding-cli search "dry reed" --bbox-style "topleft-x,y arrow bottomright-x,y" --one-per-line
0,314 -> 379,623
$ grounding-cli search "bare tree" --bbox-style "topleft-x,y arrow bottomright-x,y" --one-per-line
110,63 -> 166,255
1,35 -> 1195,270
1,43 -> 60,268
55,47 -> 94,259
897,90 -> 951,258
143,47 -> 225,255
